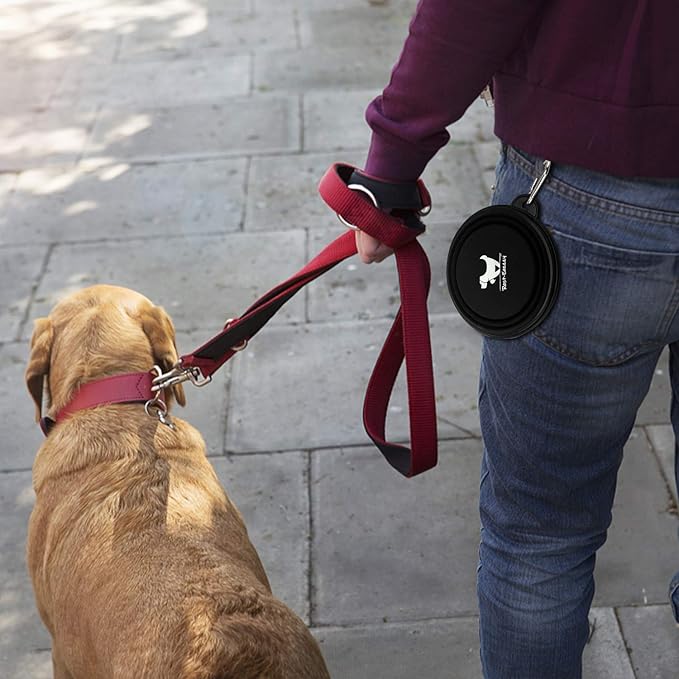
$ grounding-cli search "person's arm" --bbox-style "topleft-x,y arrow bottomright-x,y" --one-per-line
364,0 -> 545,182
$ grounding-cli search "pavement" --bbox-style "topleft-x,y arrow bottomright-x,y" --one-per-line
1,0 -> 678,677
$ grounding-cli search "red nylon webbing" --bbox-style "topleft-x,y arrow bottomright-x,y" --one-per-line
180,163 -> 438,477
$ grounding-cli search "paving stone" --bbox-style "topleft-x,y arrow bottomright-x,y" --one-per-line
0,107 -> 96,171
174,329 -> 230,457
474,140 -> 502,172
636,348 -> 672,426
313,608 -> 633,679
28,230 -> 307,335
255,45 -> 401,93
118,9 -> 296,62
86,96 -> 300,163
307,223 -> 459,321
245,150 -> 367,232
2,650 -> 52,679
298,4 -> 413,48
304,90 -> 496,153
594,429 -> 679,607
449,98 -> 497,144
617,604 -> 679,679
3,158 -> 247,245
0,172 -> 17,215
583,608 -> 636,679
226,315 -> 482,453
0,63 -> 66,115
53,54 -> 251,109
647,424 -> 677,505
211,453 -> 309,621
304,89 -> 379,153
245,144 -> 485,234
422,143 -> 489,221
0,472 -> 52,678
311,440 -> 482,625
3,23 -> 120,66
0,342 -> 44,471
0,245 -> 49,343
313,617 -> 482,679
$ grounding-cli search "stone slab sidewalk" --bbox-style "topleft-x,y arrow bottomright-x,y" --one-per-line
1,0 -> 678,677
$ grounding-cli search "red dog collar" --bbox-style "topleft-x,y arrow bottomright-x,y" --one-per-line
40,371 -> 157,436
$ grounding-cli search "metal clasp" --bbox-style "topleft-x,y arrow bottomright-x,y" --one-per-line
146,365 -> 175,428
150,362 -> 212,394
526,160 -> 552,206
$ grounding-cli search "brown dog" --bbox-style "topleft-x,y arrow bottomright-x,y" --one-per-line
25,285 -> 330,679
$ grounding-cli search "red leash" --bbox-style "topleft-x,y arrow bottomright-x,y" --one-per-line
41,164 -> 438,478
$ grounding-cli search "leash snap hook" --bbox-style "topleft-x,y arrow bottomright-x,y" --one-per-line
146,366 -> 174,428
151,362 -> 212,392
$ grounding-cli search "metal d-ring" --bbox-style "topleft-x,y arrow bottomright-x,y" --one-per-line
337,183 -> 379,231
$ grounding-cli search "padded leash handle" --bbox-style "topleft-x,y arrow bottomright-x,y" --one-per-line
177,163 -> 437,477
318,164 -> 437,477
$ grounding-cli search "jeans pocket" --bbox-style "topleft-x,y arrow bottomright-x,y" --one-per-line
532,229 -> 673,366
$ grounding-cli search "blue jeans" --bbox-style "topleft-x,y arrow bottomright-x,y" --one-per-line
477,144 -> 679,679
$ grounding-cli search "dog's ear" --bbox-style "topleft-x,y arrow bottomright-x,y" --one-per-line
26,317 -> 53,422
140,305 -> 186,407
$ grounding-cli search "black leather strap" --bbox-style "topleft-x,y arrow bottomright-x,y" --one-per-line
348,170 -> 426,211
348,170 -> 428,230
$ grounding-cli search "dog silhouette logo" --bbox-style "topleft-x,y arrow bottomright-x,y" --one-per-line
479,255 -> 501,289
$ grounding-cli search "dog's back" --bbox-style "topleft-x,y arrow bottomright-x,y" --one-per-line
26,286 -> 329,679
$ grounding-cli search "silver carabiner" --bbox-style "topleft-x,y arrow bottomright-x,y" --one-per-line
526,160 -> 552,206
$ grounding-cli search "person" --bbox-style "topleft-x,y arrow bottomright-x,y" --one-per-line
349,1 -> 679,677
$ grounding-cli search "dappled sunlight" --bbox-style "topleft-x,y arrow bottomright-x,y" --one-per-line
3,0 -> 211,62
97,163 -> 131,181
169,11 -> 208,38
16,167 -> 81,195
64,200 -> 98,216
98,112 -> 152,149
3,124 -> 89,158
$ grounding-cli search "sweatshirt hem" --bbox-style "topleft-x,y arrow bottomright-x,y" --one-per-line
493,72 -> 679,179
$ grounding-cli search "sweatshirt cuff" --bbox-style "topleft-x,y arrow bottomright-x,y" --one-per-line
363,132 -> 437,183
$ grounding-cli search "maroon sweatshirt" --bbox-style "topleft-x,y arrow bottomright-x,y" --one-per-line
365,0 -> 679,181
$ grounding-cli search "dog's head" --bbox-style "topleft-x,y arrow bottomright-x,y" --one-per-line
25,285 -> 186,421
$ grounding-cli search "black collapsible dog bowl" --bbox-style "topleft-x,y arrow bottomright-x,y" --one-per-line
446,195 -> 560,339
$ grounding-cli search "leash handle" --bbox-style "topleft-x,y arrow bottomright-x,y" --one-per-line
177,163 -> 438,477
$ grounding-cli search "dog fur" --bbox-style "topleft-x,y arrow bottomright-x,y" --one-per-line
25,285 -> 330,679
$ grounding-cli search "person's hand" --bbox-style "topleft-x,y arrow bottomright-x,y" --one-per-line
355,230 -> 393,264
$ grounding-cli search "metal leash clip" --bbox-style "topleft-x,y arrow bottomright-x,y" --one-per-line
150,361 -> 212,393
146,365 -> 175,428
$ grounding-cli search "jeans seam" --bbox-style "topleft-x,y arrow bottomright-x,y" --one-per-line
657,278 -> 679,341
506,145 -> 679,226
532,330 -> 659,367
